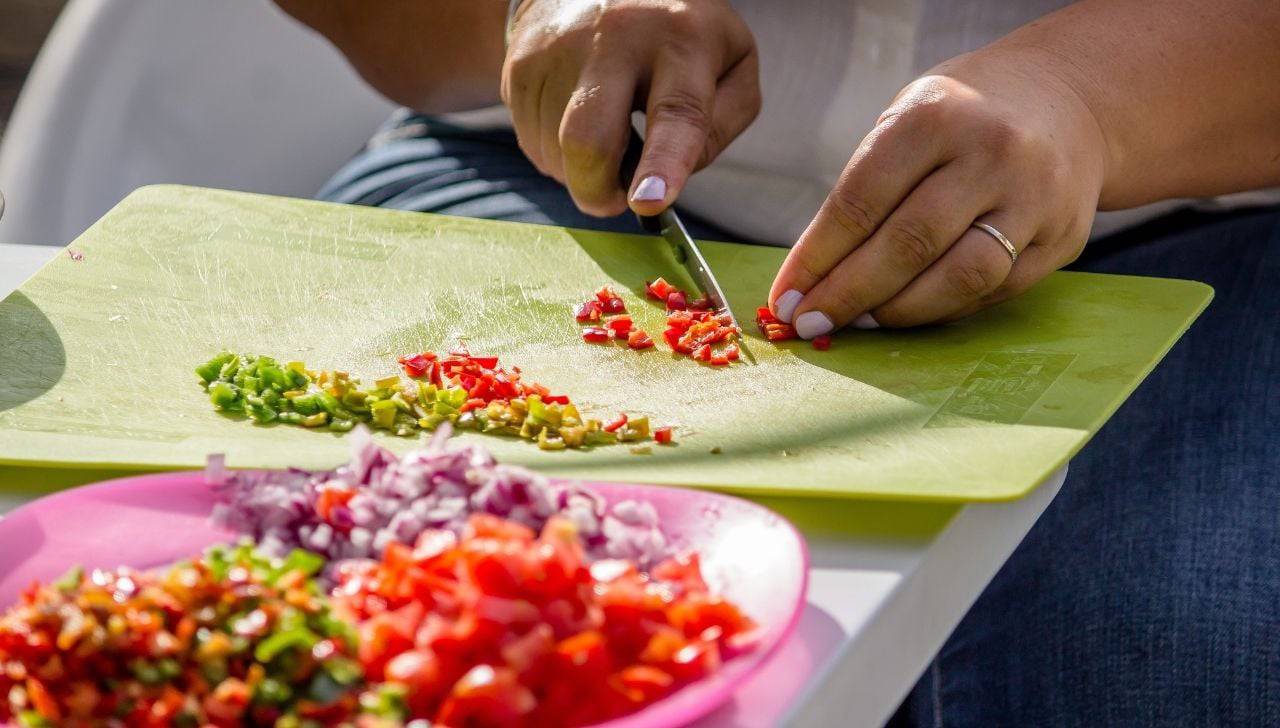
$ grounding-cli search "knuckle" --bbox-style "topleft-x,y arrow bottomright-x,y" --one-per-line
885,220 -> 940,270
945,260 -> 1001,299
825,188 -> 880,240
651,88 -> 713,134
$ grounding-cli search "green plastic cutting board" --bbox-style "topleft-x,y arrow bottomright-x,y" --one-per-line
0,186 -> 1210,502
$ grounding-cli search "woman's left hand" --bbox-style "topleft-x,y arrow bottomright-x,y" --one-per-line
769,46 -> 1111,336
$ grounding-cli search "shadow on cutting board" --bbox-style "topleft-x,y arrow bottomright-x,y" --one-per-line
0,292 -> 65,412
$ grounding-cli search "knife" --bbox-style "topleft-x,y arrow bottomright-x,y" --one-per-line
618,127 -> 742,335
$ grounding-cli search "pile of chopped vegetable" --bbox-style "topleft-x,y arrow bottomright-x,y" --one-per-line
331,513 -> 758,727
0,543 -> 375,727
196,349 -> 663,450
574,286 -> 655,350
645,278 -> 742,366
210,426 -> 670,574
755,307 -> 832,350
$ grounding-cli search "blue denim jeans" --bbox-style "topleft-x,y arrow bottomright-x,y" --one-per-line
321,112 -> 1280,727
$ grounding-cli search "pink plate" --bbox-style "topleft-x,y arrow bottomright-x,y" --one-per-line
0,473 -> 808,728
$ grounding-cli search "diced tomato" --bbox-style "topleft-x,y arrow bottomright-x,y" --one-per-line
613,665 -> 675,704
653,427 -> 674,444
606,315 -> 633,337
627,330 -> 654,350
603,414 -> 628,433
645,277 -> 677,301
666,290 -> 688,311
436,666 -> 536,727
812,335 -> 832,351
574,300 -> 604,323
581,327 -> 610,343
315,487 -> 356,524
385,650 -> 445,715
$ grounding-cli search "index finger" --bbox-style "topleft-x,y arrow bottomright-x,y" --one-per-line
769,117 -> 941,322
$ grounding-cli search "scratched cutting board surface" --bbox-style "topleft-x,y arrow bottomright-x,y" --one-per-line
0,186 -> 1211,501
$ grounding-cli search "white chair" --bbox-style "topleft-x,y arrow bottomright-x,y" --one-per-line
0,0 -> 395,246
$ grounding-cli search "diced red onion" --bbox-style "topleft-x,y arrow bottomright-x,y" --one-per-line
208,425 -> 669,578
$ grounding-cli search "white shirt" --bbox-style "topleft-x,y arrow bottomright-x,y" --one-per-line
461,0 -> 1278,245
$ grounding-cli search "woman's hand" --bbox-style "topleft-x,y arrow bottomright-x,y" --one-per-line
503,0 -> 760,217
769,47 -> 1110,336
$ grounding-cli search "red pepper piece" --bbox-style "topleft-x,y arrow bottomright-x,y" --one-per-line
654,427 -> 674,444
646,277 -> 676,301
543,395 -> 571,405
812,335 -> 832,351
604,414 -> 628,433
723,344 -> 740,361
606,315 -> 634,337
575,300 -> 604,323
460,398 -> 487,413
693,344 -> 713,362
763,323 -> 797,341
662,327 -> 682,350
627,330 -> 654,349
397,353 -> 431,378
470,356 -> 499,369
709,354 -> 730,366
755,306 -> 779,325
666,290 -> 688,311
581,327 -> 610,343
688,295 -> 712,311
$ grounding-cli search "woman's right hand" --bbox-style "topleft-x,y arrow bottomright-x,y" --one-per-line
503,0 -> 760,217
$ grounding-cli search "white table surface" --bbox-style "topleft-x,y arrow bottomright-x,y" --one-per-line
0,241 -> 1063,728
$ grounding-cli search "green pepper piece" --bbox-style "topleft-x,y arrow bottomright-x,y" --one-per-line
18,711 -> 55,727
246,400 -> 277,424
218,356 -> 241,380
209,382 -> 241,411
196,352 -> 236,383
254,629 -> 318,663
279,549 -> 325,578
329,419 -> 356,433
53,565 -> 83,592
290,393 -> 321,416
255,677 -> 293,705
370,399 -> 398,429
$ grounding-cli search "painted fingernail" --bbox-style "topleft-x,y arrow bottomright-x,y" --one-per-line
774,289 -> 803,323
631,176 -> 666,202
794,311 -> 833,340
852,312 -> 880,330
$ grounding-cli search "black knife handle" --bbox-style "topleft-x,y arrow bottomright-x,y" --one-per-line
619,126 -> 663,235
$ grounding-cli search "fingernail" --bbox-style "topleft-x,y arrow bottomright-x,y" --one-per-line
631,176 -> 666,202
774,289 -> 803,323
852,312 -> 880,330
794,311 -> 833,340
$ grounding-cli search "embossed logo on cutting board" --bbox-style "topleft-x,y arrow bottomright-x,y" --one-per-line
926,352 -> 1076,427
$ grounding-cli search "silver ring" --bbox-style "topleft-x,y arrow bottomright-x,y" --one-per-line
972,221 -> 1018,263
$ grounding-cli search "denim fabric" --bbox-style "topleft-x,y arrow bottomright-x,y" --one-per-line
321,112 -> 1280,727
317,110 -> 734,241
891,207 -> 1280,728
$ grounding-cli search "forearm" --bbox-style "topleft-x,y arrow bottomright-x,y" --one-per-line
986,0 -> 1280,209
275,0 -> 507,114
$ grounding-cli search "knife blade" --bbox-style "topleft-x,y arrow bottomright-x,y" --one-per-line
618,127 -> 742,335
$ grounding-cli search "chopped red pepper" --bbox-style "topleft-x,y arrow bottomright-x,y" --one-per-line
603,413 -> 628,433
645,277 -> 677,301
575,300 -> 604,323
397,353 -> 432,379
469,356 -> 499,369
606,315 -> 634,337
581,327 -> 610,343
627,330 -> 654,349
543,394 -> 571,405
692,344 -> 713,362
812,335 -> 832,351
723,344 -> 740,361
666,290 -> 688,311
654,426 -> 674,444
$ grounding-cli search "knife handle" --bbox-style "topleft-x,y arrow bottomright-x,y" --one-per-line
619,126 -> 663,235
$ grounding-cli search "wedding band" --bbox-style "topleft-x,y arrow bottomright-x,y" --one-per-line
972,221 -> 1018,263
